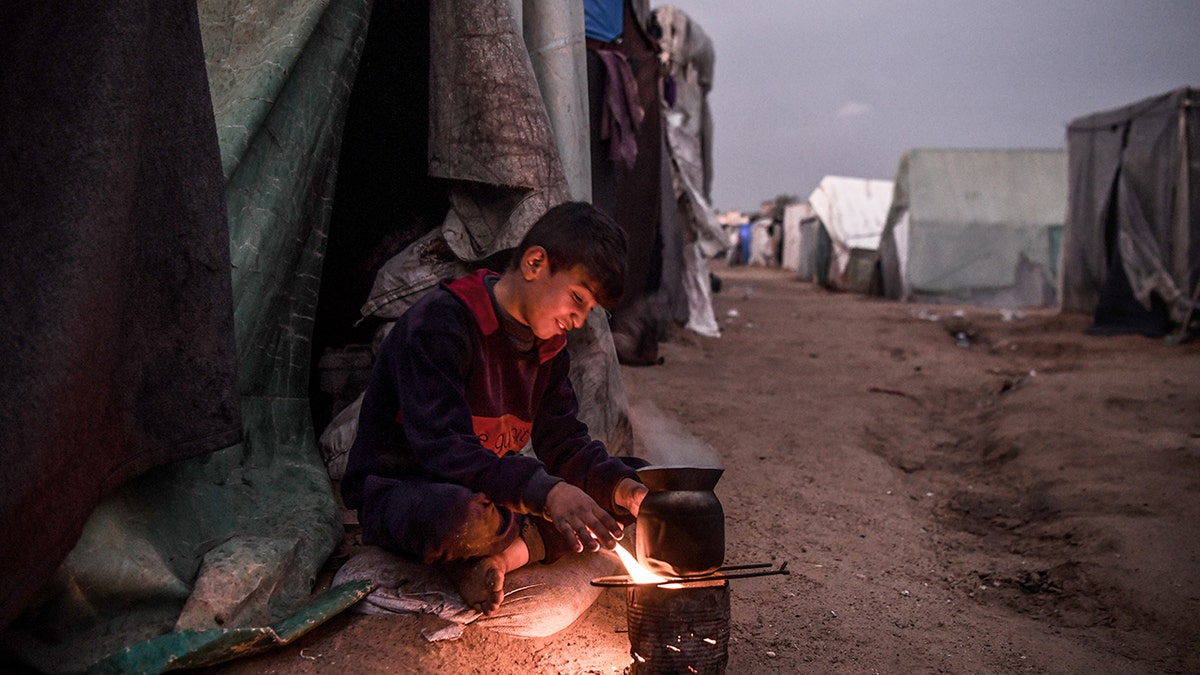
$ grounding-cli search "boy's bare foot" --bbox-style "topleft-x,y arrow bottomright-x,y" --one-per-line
447,555 -> 506,615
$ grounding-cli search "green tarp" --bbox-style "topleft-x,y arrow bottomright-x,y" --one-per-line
878,148 -> 1068,308
2,1 -> 371,671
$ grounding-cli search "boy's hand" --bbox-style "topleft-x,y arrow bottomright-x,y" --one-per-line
544,482 -> 623,553
613,477 -> 648,518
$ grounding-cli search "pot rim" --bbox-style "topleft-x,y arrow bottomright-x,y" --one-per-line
636,465 -> 724,491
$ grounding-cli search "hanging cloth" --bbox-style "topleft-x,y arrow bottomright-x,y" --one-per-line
596,49 -> 644,169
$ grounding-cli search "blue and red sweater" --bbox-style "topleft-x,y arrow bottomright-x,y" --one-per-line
341,270 -> 635,518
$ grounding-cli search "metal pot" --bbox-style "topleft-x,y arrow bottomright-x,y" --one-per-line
635,466 -> 725,577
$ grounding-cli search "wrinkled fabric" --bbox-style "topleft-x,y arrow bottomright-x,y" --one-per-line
362,0 -> 632,455
428,0 -> 570,263
525,0 -> 592,201
1,0 -> 369,670
655,5 -> 725,342
1061,87 -> 1199,329
583,0 -> 623,42
0,0 -> 242,633
597,50 -> 645,169
333,545 -> 620,639
656,5 -> 725,259
590,1 -> 670,367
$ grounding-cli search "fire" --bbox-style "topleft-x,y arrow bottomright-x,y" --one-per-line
614,544 -> 669,584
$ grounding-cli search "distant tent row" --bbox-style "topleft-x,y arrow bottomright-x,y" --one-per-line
763,87 -> 1197,337
760,177 -> 893,292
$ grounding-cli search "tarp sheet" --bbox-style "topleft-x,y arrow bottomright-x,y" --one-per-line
2,0 -> 370,670
0,0 -> 244,635
1060,87 -> 1199,334
3,1 -> 642,671
352,0 -> 633,454
657,5 -> 724,338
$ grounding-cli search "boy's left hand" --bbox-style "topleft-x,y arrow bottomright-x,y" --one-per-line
613,477 -> 648,518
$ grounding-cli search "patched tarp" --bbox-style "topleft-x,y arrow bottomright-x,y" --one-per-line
657,5 -> 725,338
3,1 -> 641,671
0,0 -> 243,636
348,0 -> 632,458
1060,87 -> 1199,335
1,0 -> 370,671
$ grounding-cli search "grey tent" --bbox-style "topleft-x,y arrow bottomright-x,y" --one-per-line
657,4 -> 726,338
1059,87 -> 1199,336
878,148 -> 1068,308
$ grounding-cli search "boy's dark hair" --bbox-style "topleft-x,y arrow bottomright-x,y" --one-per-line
508,201 -> 627,309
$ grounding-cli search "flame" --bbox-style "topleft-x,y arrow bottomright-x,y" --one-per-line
614,544 -> 669,584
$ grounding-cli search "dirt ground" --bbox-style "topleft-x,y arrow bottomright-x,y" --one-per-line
213,260 -> 1200,674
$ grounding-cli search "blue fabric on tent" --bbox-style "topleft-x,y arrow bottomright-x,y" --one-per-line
584,0 -> 623,42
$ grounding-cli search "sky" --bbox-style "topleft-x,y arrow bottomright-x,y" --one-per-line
663,0 -> 1200,212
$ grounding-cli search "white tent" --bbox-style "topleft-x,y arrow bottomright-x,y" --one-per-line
808,176 -> 894,290
781,201 -> 817,277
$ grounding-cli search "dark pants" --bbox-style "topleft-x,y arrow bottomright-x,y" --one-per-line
358,455 -> 651,565
359,475 -> 566,564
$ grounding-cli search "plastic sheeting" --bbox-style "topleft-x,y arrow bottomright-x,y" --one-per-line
2,0 -> 370,671
332,545 -> 619,640
0,1 -> 244,635
88,581 -> 373,674
5,1 -> 643,669
1060,87 -> 1199,333
656,5 -> 724,338
877,149 -> 1067,308
428,0 -> 572,265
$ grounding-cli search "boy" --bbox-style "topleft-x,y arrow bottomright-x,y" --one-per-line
341,201 -> 648,615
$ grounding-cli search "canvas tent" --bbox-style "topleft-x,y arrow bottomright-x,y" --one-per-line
808,176 -> 895,290
876,149 -> 1068,308
1059,87 -> 1199,336
1,1 -> 645,671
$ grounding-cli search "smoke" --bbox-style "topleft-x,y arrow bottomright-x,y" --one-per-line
628,400 -> 722,469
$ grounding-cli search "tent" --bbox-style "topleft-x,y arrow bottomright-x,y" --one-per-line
657,5 -> 726,339
781,202 -> 818,278
1,1 -> 646,671
598,2 -> 725,366
808,176 -> 895,290
1059,87 -> 1199,336
877,148 -> 1068,308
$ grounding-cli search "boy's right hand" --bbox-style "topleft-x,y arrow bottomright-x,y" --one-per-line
544,482 -> 623,553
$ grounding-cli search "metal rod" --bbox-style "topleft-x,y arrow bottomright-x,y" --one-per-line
716,562 -> 773,571
590,562 -> 790,588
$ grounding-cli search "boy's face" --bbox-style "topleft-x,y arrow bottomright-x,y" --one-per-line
518,250 -> 601,340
